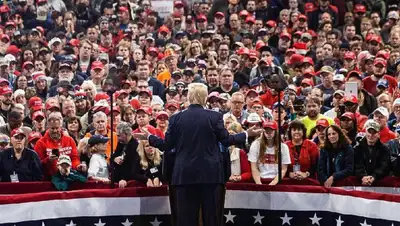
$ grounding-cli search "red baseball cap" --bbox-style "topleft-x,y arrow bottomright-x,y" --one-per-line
45,102 -> 60,111
237,47 -> 250,55
0,86 -> 12,95
255,41 -> 266,51
239,10 -> 249,17
138,89 -> 153,98
344,51 -> 356,60
280,33 -> 291,40
156,111 -> 169,120
22,61 -> 34,69
346,70 -> 363,81
94,93 -> 109,102
32,111 -> 45,121
302,57 -> 314,66
137,106 -> 152,115
376,50 -> 390,60
174,0 -> 184,7
165,101 -> 180,110
266,20 -> 277,28
196,14 -> 207,22
11,128 -> 25,138
263,120 -> 278,130
91,61 -> 104,70
130,98 -> 140,110
215,12 -> 224,18
367,34 -> 382,44
115,90 -> 129,99
374,58 -> 387,67
316,118 -> 329,128
301,78 -> 314,86
299,14 -> 307,21
245,16 -> 255,24
28,132 -> 42,143
344,95 -> 358,104
354,4 -> 366,13
28,96 -> 43,111
158,25 -> 170,34
340,112 -> 355,120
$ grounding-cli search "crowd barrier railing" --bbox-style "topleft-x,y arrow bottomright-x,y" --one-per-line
1,176 -> 400,195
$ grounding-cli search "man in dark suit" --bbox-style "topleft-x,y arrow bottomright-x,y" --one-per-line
135,83 -> 261,226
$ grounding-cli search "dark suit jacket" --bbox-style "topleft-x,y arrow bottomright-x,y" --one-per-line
149,104 -> 246,185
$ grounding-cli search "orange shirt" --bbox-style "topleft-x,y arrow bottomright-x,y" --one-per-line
85,130 -> 118,162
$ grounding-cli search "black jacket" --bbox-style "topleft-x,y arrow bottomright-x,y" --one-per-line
359,89 -> 377,116
111,137 -> 139,182
354,137 -> 390,181
0,148 -> 43,182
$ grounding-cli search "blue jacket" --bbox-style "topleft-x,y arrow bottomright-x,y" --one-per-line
149,104 -> 246,185
318,145 -> 354,184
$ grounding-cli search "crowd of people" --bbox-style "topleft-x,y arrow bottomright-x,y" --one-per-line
0,0 -> 398,191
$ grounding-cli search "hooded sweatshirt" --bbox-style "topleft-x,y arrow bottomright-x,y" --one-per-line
34,131 -> 80,179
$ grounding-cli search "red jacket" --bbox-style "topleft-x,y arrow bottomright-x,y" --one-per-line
237,149 -> 251,182
34,131 -> 80,180
380,127 -> 396,144
285,139 -> 319,178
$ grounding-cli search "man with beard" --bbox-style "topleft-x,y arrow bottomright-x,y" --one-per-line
363,58 -> 397,96
49,63 -> 84,97
0,86 -> 12,120
300,96 -> 334,137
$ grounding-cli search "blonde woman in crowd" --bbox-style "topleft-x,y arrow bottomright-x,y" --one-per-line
135,140 -> 163,187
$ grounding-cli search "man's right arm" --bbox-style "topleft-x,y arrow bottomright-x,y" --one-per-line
148,114 -> 177,151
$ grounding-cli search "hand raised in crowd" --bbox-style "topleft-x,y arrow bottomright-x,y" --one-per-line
58,165 -> 70,176
119,180 -> 127,188
77,163 -> 87,172
114,156 -> 124,165
246,125 -> 263,137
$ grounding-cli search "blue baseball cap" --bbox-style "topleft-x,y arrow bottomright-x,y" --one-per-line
396,125 -> 400,133
377,79 -> 389,89
272,102 -> 285,109
88,135 -> 109,146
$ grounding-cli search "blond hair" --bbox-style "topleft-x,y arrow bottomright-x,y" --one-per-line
188,83 -> 208,106
137,140 -> 162,170
77,137 -> 89,155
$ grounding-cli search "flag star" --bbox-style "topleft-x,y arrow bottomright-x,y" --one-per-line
121,218 -> 133,226
66,220 -> 76,226
360,219 -> 371,226
94,219 -> 106,226
42,222 -> 46,226
336,216 -> 344,226
280,212 -> 293,225
309,213 -> 322,225
150,217 -> 162,226
391,224 -> 394,226
253,211 -> 264,224
224,211 -> 236,223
